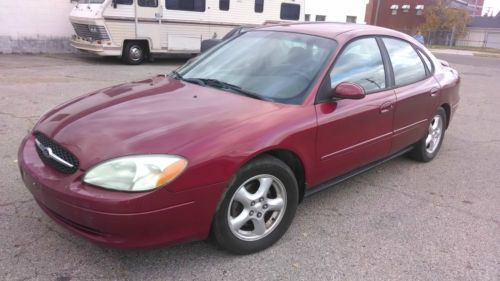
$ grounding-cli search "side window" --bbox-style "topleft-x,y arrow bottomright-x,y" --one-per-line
330,38 -> 386,93
280,3 -> 300,20
115,0 -> 133,4
255,0 -> 264,13
383,38 -> 427,86
166,0 -> 206,12
139,0 -> 158,7
219,0 -> 229,11
417,49 -> 434,73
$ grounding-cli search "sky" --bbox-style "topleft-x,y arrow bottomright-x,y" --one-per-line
483,0 -> 500,16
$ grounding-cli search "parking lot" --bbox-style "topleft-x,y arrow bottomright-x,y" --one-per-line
0,53 -> 498,281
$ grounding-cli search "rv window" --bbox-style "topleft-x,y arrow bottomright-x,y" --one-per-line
255,0 -> 264,13
115,0 -> 132,4
280,3 -> 300,20
166,0 -> 206,12
139,0 -> 158,7
219,0 -> 229,11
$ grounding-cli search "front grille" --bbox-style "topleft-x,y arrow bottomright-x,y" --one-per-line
34,132 -> 80,174
72,23 -> 110,41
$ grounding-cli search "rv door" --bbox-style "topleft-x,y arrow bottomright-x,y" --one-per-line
136,0 -> 163,49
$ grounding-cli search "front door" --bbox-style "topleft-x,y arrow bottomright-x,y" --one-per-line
136,0 -> 163,49
314,37 -> 396,185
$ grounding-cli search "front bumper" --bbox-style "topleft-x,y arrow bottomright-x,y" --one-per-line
18,135 -> 226,248
70,38 -> 122,56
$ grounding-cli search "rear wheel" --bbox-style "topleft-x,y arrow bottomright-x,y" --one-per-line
409,107 -> 446,162
212,155 -> 298,254
123,41 -> 146,65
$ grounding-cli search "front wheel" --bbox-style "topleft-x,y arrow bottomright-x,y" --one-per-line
212,155 -> 298,254
409,107 -> 447,162
123,42 -> 146,65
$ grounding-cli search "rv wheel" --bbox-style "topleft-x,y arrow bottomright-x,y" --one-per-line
123,42 -> 146,65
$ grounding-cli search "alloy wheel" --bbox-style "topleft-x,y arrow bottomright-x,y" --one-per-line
227,174 -> 287,241
425,115 -> 444,154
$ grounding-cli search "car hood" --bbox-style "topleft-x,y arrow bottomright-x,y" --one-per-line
34,76 -> 282,170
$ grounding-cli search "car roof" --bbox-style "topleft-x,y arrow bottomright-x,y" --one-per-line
256,22 -> 405,41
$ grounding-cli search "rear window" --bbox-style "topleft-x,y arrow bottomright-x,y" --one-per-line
383,38 -> 427,86
280,3 -> 300,20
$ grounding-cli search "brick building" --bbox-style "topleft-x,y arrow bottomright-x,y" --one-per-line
365,0 -> 484,32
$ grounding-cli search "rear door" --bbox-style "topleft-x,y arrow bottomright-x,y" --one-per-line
314,37 -> 396,184
381,37 -> 441,153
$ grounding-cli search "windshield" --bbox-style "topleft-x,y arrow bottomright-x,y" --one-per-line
177,31 -> 337,104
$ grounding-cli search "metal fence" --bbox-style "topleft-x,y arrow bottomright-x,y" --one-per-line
398,28 -> 500,49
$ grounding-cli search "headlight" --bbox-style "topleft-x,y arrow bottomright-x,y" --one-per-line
83,155 -> 188,192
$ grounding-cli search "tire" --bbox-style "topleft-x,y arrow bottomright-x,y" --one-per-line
212,155 -> 298,255
123,41 -> 146,65
409,107 -> 447,162
200,39 -> 222,53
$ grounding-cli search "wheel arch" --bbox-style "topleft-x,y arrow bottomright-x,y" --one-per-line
440,103 -> 451,129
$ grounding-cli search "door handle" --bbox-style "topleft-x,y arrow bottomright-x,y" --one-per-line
379,101 -> 394,114
430,88 -> 439,97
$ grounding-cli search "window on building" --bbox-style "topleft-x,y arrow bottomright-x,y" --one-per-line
346,16 -> 357,23
219,0 -> 229,11
115,0 -> 133,4
166,0 -> 206,12
390,4 -> 398,15
255,0 -> 264,13
383,38 -> 427,86
330,38 -> 386,93
280,3 -> 300,20
138,0 -> 158,7
305,14 -> 311,21
315,15 -> 326,21
415,5 -> 424,15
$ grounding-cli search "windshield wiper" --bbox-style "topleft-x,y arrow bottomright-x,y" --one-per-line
194,78 -> 270,101
170,71 -> 206,86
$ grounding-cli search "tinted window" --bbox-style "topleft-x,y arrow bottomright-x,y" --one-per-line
115,0 -> 132,4
383,38 -> 426,85
330,38 -> 386,93
280,3 -> 300,20
417,49 -> 433,73
219,0 -> 229,11
166,0 -> 206,12
255,0 -> 264,13
139,0 -> 158,7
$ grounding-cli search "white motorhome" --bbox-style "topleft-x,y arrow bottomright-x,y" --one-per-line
70,0 -> 305,64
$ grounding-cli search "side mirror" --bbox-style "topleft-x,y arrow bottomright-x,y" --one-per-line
333,82 -> 366,100
112,0 -> 117,8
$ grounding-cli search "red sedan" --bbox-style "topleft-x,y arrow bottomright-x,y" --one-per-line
18,23 -> 460,254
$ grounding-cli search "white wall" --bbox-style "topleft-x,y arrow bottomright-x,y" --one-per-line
305,0 -> 368,24
0,0 -> 74,39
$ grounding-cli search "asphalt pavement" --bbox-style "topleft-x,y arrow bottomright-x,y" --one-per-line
0,53 -> 498,281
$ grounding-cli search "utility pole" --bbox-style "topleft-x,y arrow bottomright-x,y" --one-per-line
374,0 -> 381,25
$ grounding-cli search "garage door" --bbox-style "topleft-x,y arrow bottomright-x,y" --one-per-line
486,32 -> 500,49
